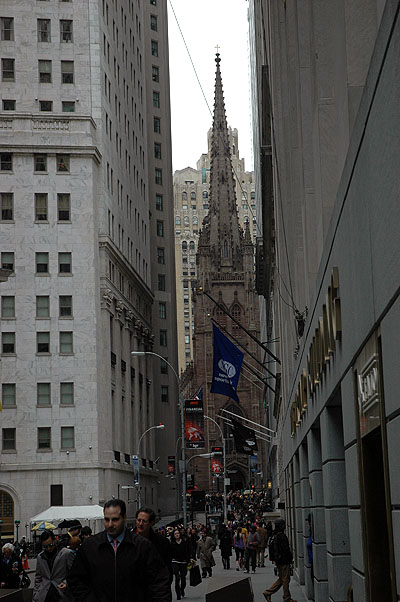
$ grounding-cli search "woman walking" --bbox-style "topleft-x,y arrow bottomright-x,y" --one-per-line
219,525 -> 233,570
170,529 -> 191,600
233,526 -> 246,571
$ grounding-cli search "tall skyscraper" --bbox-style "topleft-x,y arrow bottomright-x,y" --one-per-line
0,0 -> 178,534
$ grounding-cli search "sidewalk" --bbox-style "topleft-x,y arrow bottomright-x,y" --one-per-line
176,549 -> 309,602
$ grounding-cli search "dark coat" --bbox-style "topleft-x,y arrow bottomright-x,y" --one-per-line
219,531 -> 233,558
270,531 -> 293,566
67,529 -> 171,602
0,553 -> 22,589
149,529 -> 173,584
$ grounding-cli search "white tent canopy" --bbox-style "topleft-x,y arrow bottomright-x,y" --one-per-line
30,505 -> 104,524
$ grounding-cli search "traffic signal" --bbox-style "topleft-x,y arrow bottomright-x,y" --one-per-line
190,490 -> 206,511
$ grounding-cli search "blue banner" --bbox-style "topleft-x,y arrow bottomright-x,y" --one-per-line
210,323 -> 244,402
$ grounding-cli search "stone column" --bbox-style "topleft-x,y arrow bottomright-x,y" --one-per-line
299,442 -> 310,586
307,426 -> 326,601
320,405 -> 351,602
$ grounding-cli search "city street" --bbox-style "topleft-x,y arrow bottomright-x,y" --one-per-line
175,549 -> 308,602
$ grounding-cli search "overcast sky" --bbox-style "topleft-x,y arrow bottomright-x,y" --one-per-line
167,0 -> 253,173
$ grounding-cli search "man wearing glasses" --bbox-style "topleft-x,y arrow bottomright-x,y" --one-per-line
33,530 -> 75,601
135,507 -> 173,584
68,499 -> 171,602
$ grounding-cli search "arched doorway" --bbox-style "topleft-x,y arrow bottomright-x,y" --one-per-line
0,491 -> 14,540
226,465 -> 247,491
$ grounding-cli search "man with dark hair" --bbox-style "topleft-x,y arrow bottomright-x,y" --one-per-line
135,507 -> 173,584
80,526 -> 92,540
33,530 -> 75,601
263,519 -> 296,602
68,499 -> 171,602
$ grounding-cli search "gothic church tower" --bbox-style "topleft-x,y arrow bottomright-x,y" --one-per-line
190,55 -> 263,492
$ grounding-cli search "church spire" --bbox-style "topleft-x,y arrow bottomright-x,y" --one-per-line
205,53 -> 243,273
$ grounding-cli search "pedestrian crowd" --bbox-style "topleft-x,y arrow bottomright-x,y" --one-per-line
3,490 -> 296,602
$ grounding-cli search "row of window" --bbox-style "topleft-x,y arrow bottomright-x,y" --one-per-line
2,331 -> 74,355
0,193 -> 71,222
1,99 -> 76,112
182,241 -> 196,251
2,382 -> 74,407
0,18 -> 73,44
176,215 -> 199,226
0,153 -> 71,173
1,295 -> 73,319
0,252 -> 72,275
1,58 -> 75,84
181,191 -> 208,201
2,427 -> 75,452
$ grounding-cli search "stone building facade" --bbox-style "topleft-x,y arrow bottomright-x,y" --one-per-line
185,55 -> 264,493
0,0 -> 178,536
249,1 -> 399,601
174,129 -> 255,373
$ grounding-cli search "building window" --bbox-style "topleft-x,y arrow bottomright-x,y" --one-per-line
37,19 -> 51,42
50,484 -> 63,506
176,216 -> 181,225
182,192 -> 187,201
157,247 -> 165,264
150,0 -> 157,5
59,295 -> 72,317
37,383 -> 51,406
35,193 -> 48,221
153,91 -> 160,108
182,241 -> 187,252
155,168 -> 162,185
60,382 -> 74,405
159,302 -> 166,319
152,65 -> 159,82
183,280 -> 188,289
1,296 -> 14,318
34,154 -> 47,172
151,40 -> 158,56
0,18 -> 14,41
62,101 -> 75,112
160,330 -> 167,346
2,332 -> 15,354
61,426 -> 74,449
2,383 -> 15,407
60,331 -> 73,353
0,193 -> 13,221
161,385 -> 168,403
38,60 -> 52,83
1,58 -> 14,81
154,142 -> 162,160
156,220 -> 164,236
61,61 -> 74,83
38,427 -> 51,450
189,241 -> 195,251
36,296 -> 50,318
57,155 -> 70,172
183,294 -> 189,305
2,428 -> 15,451
39,100 -> 53,112
36,252 -> 49,274
58,252 -> 71,274
57,193 -> 71,220
190,191 -> 196,200
2,100 -> 15,111
0,153 -> 12,171
158,274 -> 165,291
37,332 -> 50,353
155,193 -> 163,210
160,358 -> 168,374
150,15 -> 157,31
60,20 -> 73,43
185,335 -> 190,344
183,216 -> 189,227
154,117 -> 161,133
1,252 -> 14,272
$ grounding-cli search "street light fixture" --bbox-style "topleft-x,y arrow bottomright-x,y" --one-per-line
131,351 -> 188,526
134,423 -> 165,509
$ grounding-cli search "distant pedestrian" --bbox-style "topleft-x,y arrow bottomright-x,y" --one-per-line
263,519 -> 296,602
257,523 -> 267,567
219,525 -> 233,570
196,530 -> 215,578
233,526 -> 246,570
0,543 -> 22,589
244,525 -> 260,573
170,530 -> 191,600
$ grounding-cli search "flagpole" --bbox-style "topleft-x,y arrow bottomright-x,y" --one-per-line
220,408 -> 277,435
204,415 -> 227,524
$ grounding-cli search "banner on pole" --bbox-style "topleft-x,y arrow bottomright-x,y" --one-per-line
211,446 -> 223,475
250,453 -> 258,473
132,455 -> 139,485
184,398 -> 205,449
210,323 -> 244,402
231,419 -> 258,455
167,455 -> 176,477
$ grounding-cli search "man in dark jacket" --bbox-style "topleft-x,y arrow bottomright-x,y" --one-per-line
263,519 -> 296,602
67,499 -> 171,602
135,507 -> 173,584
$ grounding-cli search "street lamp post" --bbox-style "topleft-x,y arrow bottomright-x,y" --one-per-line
204,415 -> 227,523
135,423 -> 165,509
131,351 -> 188,527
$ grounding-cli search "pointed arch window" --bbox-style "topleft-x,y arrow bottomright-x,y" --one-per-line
189,241 -> 195,251
190,191 -> 196,200
202,190 -> 208,199
231,304 -> 241,331
182,191 -> 187,201
183,216 -> 190,227
182,241 -> 187,252
175,215 -> 181,225
223,240 -> 228,257
193,215 -> 198,225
